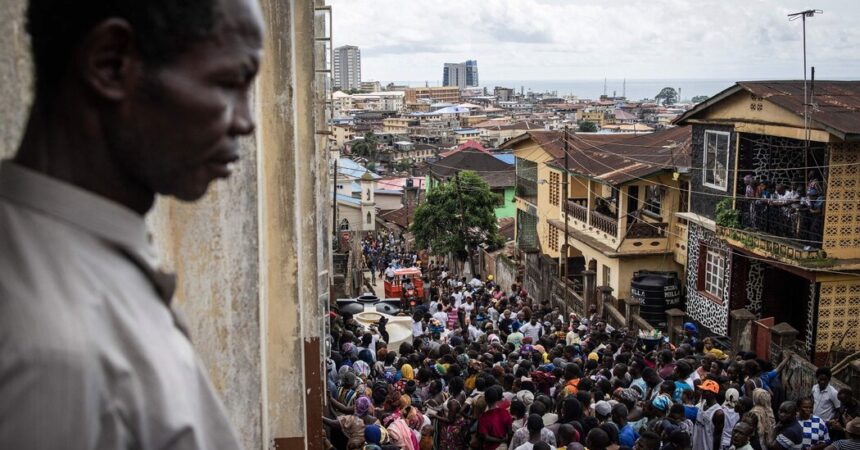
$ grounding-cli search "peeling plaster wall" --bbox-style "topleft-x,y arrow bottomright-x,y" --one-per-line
1,1 -> 329,449
0,0 -> 31,157
148,146 -> 263,449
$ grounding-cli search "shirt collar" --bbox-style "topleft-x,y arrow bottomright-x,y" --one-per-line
0,161 -> 178,308
0,160 -> 153,257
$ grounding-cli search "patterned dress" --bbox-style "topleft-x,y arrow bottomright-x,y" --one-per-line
800,415 -> 830,449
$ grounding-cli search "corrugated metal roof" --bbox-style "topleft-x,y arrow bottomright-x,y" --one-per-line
428,144 -> 515,188
503,127 -> 691,186
740,80 -> 860,139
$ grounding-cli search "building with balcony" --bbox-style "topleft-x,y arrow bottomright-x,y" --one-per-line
504,127 -> 691,311
674,81 -> 860,363
404,86 -> 462,105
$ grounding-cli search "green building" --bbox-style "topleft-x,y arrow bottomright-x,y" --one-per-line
426,141 -> 516,219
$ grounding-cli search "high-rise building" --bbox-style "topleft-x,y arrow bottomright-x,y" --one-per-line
333,45 -> 361,91
443,63 -> 466,89
442,60 -> 479,90
465,60 -> 479,87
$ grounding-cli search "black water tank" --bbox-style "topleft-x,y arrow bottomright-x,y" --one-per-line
631,271 -> 682,330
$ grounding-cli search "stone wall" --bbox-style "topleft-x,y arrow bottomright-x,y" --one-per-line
737,133 -> 824,191
685,223 -> 731,336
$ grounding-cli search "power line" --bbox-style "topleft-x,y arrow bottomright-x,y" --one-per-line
560,134 -> 860,203
556,138 -> 836,245
550,174 -> 858,278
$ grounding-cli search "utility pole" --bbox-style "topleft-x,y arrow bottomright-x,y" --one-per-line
562,126 -> 570,310
789,9 -> 822,182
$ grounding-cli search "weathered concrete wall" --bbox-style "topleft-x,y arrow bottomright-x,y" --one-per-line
0,0 -> 31,157
1,1 -> 330,449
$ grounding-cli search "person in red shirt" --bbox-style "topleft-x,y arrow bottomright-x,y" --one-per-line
478,385 -> 513,450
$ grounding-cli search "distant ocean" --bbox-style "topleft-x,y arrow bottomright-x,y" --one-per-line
392,78 -> 745,102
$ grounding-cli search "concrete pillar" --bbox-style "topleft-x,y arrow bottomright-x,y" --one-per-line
598,285 -> 614,318
665,308 -> 686,344
624,296 -> 641,325
582,270 -> 597,314
770,322 -> 799,365
730,308 -> 757,354
2,2 -> 331,449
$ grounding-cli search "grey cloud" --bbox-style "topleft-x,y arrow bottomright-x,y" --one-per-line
363,42 -> 457,56
484,23 -> 554,44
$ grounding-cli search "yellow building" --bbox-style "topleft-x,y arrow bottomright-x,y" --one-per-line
675,81 -> 860,363
382,117 -> 418,134
404,86 -> 461,105
581,109 -> 608,127
505,127 -> 691,316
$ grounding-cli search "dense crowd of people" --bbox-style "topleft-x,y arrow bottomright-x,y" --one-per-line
324,259 -> 860,450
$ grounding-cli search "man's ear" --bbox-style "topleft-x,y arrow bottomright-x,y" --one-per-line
77,18 -> 139,101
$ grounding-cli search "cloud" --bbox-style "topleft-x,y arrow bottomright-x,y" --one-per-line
329,0 -> 860,81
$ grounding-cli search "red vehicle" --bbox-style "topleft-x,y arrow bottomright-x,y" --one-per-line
384,267 -> 424,310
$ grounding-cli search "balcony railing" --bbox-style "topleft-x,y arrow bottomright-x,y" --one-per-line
566,198 -> 588,222
590,210 -> 618,237
736,198 -> 823,249
626,221 -> 668,238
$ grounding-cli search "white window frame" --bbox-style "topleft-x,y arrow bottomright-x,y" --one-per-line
702,130 -> 731,191
703,249 -> 725,300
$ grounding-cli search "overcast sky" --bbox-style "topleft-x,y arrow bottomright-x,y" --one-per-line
329,0 -> 860,83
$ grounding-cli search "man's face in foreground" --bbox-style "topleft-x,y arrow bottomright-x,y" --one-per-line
110,0 -> 264,202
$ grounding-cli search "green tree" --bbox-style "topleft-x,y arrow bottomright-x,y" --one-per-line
655,87 -> 678,106
351,132 -> 378,162
691,95 -> 709,104
578,120 -> 598,133
393,158 -> 414,173
412,171 -> 503,260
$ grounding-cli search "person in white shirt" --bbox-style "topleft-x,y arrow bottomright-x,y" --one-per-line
452,289 -> 464,308
411,313 -> 424,338
462,296 -> 476,316
432,309 -> 449,328
488,305 -> 500,324
384,265 -> 396,281
813,367 -> 841,421
519,317 -> 544,342
465,319 -> 483,342
469,276 -> 483,289
566,326 -> 582,346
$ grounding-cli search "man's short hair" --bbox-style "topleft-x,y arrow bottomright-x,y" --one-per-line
27,0 -> 219,95
816,367 -> 832,379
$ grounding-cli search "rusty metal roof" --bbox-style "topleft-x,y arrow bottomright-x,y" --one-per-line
504,127 -> 691,186
675,80 -> 860,140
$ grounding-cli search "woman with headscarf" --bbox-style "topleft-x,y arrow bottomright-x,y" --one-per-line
387,405 -> 419,450
336,369 -> 360,411
322,396 -> 380,449
353,360 -> 372,380
362,423 -> 387,450
748,388 -> 775,449
393,363 -> 414,393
